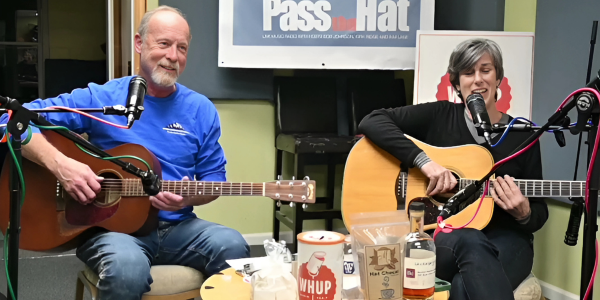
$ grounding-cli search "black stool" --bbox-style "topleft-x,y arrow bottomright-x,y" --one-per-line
272,74 -> 407,252
272,77 -> 352,253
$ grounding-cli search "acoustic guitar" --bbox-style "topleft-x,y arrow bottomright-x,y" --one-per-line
0,130 -> 316,252
342,136 -> 586,232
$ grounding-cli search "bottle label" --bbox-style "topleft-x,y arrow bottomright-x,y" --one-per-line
403,249 -> 436,289
363,243 -> 403,300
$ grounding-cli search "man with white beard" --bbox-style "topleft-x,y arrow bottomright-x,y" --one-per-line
0,6 -> 249,300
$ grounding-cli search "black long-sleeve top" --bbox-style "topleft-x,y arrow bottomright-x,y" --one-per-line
358,101 -> 548,238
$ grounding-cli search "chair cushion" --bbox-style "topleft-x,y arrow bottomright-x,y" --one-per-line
83,265 -> 204,296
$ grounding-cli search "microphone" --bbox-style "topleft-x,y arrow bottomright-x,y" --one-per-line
439,181 -> 482,220
564,197 -> 585,246
466,93 -> 493,146
125,76 -> 147,128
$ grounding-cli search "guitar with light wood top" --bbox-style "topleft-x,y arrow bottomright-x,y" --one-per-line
342,136 -> 585,232
0,130 -> 316,252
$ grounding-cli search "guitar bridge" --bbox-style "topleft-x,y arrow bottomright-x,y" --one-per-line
396,172 -> 407,210
56,181 -> 65,211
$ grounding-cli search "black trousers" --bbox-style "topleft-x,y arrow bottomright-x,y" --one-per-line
434,227 -> 534,300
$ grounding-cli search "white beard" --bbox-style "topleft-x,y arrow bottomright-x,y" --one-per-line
151,65 -> 179,87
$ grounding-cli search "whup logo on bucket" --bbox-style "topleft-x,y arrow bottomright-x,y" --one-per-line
233,0 -> 422,47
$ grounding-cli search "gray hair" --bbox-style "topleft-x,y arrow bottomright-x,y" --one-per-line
138,5 -> 191,41
447,38 -> 504,93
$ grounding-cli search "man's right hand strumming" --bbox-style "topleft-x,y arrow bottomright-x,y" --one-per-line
421,161 -> 457,196
22,133 -> 103,205
52,156 -> 103,204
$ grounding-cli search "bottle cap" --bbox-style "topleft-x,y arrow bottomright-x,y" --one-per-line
409,202 -> 425,211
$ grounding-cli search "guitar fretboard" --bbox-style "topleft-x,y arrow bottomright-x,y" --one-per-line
460,179 -> 587,198
104,179 -> 265,197
398,173 -> 588,198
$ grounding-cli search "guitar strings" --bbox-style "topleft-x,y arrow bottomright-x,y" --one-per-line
401,178 -> 587,196
62,179 -> 272,195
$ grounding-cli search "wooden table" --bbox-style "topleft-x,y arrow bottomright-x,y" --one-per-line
201,268 -> 449,300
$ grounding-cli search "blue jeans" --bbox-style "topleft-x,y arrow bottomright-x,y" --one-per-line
76,218 -> 250,300
435,227 -> 533,300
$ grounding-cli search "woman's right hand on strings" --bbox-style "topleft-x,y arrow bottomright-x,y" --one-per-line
420,161 -> 457,196
53,156 -> 103,204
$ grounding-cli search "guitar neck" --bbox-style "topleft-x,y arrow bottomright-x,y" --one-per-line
460,179 -> 588,198
398,173 -> 589,198
121,180 -> 266,197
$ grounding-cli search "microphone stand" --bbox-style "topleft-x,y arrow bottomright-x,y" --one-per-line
0,96 -> 160,300
441,90 -> 599,300
581,113 -> 599,300
580,20 -> 599,300
440,98 -> 580,219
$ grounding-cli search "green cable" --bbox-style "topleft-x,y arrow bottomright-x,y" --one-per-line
21,127 -> 33,145
30,123 -> 151,170
6,129 -> 26,206
4,126 -> 26,300
75,144 -> 151,170
1,123 -> 151,300
4,231 -> 15,300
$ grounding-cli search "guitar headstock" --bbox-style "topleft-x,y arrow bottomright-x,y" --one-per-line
264,176 -> 316,204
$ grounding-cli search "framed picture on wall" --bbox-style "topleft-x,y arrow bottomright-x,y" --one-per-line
413,30 -> 535,119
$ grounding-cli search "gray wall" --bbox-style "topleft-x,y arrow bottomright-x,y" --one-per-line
435,0 -> 505,31
533,0 -> 600,203
160,0 -> 274,101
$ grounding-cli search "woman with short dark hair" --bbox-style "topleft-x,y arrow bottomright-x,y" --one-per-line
358,38 -> 547,300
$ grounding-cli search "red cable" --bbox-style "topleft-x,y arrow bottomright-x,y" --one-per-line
0,106 -> 129,143
437,181 -> 490,231
436,135 -> 537,233
584,240 -> 599,300
493,137 -> 540,171
0,110 -> 12,143
570,88 -> 600,300
47,106 -> 129,129
437,87 -> 600,300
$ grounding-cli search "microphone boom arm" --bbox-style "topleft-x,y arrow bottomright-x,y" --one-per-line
440,96 -> 580,220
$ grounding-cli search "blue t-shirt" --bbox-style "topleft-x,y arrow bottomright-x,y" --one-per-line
1,76 -> 227,221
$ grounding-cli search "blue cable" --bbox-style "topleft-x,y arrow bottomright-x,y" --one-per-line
491,118 -> 592,147
491,117 -> 537,148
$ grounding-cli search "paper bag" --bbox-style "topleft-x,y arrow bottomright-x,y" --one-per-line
251,240 -> 298,300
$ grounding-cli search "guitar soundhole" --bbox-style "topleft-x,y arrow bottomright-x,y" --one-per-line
94,171 -> 122,207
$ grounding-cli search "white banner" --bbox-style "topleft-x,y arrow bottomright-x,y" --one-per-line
414,30 -> 535,119
218,0 -> 435,69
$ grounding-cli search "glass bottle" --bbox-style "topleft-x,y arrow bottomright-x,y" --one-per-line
403,202 -> 436,300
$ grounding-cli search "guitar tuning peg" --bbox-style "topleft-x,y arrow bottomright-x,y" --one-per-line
277,200 -> 281,207
289,202 -> 294,208
302,203 -> 307,209
303,176 -> 310,180
277,175 -> 282,180
292,176 -> 295,180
